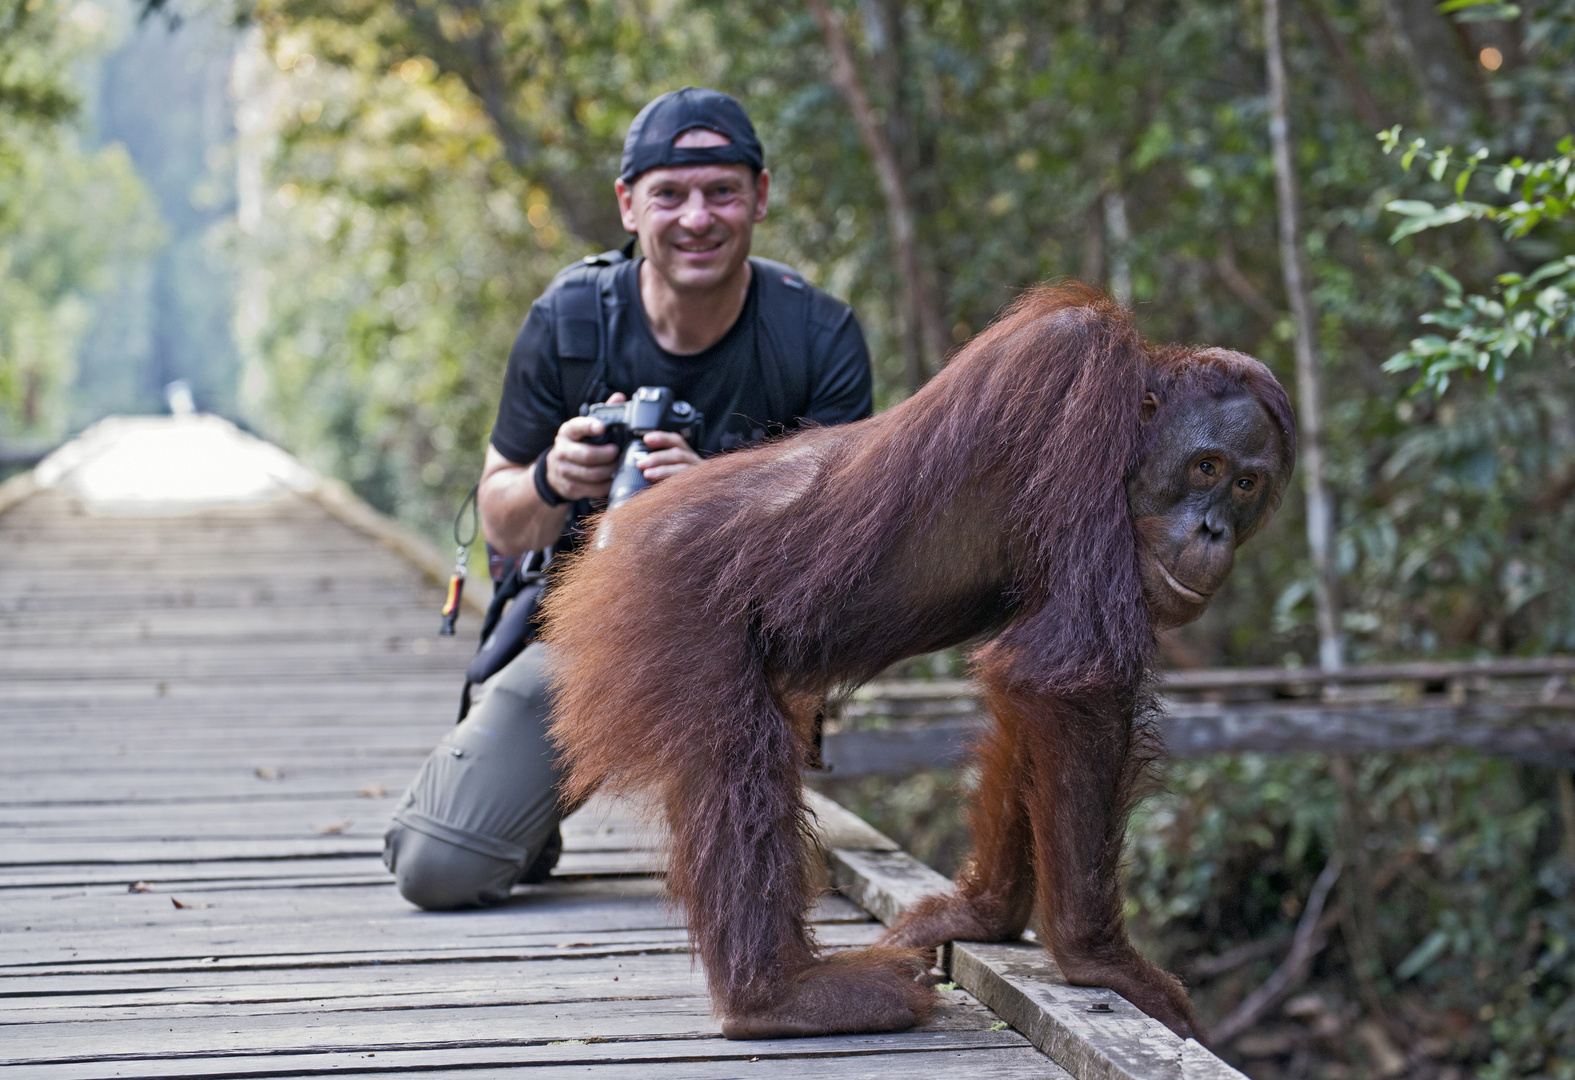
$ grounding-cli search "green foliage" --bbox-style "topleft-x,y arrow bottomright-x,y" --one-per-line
830,750 -> 1575,1076
0,0 -> 162,440
0,0 -> 79,132
0,136 -> 163,439
1439,0 -> 1524,24
1380,129 -> 1575,394
1127,752 -> 1574,1077
237,49 -> 551,520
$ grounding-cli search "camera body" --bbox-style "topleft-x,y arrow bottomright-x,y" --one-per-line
581,386 -> 703,508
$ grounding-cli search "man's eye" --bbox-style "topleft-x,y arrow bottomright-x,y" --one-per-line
1237,477 -> 1255,491
1198,461 -> 1217,477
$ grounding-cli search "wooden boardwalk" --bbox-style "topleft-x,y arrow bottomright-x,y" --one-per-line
0,419 -> 1066,1079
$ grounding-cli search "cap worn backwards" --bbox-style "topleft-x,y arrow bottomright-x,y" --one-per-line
620,87 -> 764,184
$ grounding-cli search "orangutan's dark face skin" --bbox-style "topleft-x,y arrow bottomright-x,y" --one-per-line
1128,390 -> 1290,630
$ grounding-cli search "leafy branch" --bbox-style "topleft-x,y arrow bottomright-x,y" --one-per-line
1378,128 -> 1575,394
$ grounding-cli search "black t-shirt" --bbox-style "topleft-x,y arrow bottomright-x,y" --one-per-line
490,257 -> 873,468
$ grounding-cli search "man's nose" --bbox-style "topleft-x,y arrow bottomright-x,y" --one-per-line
678,191 -> 713,231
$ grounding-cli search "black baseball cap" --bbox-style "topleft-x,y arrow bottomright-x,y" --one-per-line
620,87 -> 764,184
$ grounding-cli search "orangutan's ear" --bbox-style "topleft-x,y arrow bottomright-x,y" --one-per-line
1140,392 -> 1162,425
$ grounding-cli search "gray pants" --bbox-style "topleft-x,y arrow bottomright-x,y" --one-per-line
383,643 -> 566,909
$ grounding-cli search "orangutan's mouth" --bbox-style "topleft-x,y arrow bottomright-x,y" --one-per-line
1157,561 -> 1212,603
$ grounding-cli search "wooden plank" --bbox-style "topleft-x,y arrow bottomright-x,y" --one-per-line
4,934 -> 910,1009
0,794 -> 666,883
824,852 -> 1243,1080
8,941 -> 948,1023
0,799 -> 657,849
0,647 -> 470,682
0,614 -> 458,646
0,982 -> 1021,1057
0,923 -> 890,982
803,789 -> 899,852
0,957 -> 722,1025
824,701 -> 1575,775
8,1049 -> 1059,1080
0,733 -> 452,760
2,876 -> 864,931
0,857 -> 390,890
828,848 -> 954,928
824,718 -> 980,775
1,952 -> 714,1004
6,1034 -> 1048,1080
0,775 -> 430,806
950,943 -> 1245,1080
1162,699 -> 1575,764
0,684 -> 460,712
0,846 -> 662,888
0,552 -> 436,577
852,657 -> 1575,700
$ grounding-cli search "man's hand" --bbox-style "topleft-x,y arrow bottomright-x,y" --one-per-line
636,429 -> 702,483
545,393 -> 626,501
480,392 -> 705,558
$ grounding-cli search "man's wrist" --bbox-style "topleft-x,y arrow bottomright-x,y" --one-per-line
534,453 -> 570,507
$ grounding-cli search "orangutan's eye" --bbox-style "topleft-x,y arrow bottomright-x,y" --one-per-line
1198,460 -> 1217,477
1237,477 -> 1255,491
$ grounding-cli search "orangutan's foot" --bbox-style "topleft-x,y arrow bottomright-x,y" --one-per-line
720,948 -> 935,1040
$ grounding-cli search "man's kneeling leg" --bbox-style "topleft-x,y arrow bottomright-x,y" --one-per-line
383,643 -> 565,909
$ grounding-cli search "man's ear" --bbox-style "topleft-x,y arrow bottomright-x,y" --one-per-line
615,177 -> 638,234
1140,391 -> 1161,425
753,169 -> 771,222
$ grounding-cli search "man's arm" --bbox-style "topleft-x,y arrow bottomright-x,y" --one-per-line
477,445 -> 568,558
480,403 -> 624,558
480,393 -> 704,557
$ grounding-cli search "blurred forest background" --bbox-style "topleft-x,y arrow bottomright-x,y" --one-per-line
2,0 -> 1573,1075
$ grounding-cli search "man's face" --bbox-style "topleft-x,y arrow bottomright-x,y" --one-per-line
615,128 -> 769,295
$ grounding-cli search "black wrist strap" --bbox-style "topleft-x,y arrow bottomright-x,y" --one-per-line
534,453 -> 568,507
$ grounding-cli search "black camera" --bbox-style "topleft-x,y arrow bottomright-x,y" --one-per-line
581,386 -> 703,508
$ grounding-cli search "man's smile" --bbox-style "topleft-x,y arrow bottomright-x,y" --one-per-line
673,237 -> 726,253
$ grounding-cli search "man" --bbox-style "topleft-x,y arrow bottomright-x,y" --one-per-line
383,87 -> 874,909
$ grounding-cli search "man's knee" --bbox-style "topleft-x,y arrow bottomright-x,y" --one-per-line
384,823 -> 519,910
384,642 -> 564,909
487,642 -> 554,716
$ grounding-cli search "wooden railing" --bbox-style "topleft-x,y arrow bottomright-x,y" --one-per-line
818,658 -> 1575,776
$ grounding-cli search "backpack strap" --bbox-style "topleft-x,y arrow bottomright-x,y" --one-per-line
750,257 -> 814,427
554,248 -> 629,410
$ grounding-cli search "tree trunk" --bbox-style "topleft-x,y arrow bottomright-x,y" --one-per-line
1266,0 -> 1343,672
1380,0 -> 1482,140
807,0 -> 951,392
388,0 -> 626,249
1295,0 -> 1388,133
1103,188 -> 1132,307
